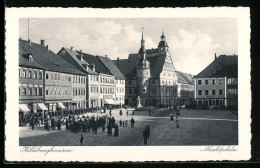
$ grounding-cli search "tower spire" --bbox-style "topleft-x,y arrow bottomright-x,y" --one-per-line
142,27 -> 144,40
28,18 -> 30,41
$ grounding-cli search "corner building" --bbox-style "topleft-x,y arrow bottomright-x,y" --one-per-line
195,54 -> 238,108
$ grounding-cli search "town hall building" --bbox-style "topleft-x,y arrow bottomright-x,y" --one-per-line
114,30 -> 194,107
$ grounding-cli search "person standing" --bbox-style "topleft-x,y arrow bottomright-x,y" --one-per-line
109,109 -> 112,117
80,135 -> 84,146
126,110 -> 129,117
125,120 -> 128,127
175,116 -> 179,128
143,128 -> 148,145
119,120 -> 122,127
114,123 -> 119,137
31,117 -> 35,130
107,124 -> 112,136
170,113 -> 174,121
130,117 -> 135,128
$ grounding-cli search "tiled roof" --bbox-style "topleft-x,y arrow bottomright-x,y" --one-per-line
176,71 -> 194,85
146,48 -> 159,54
19,39 -> 86,76
19,46 -> 45,69
148,55 -> 166,78
57,48 -> 98,75
196,55 -> 238,78
208,64 -> 237,78
113,54 -> 138,77
79,51 -> 113,76
97,56 -> 125,80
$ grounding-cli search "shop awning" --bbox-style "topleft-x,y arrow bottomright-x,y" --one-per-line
104,99 -> 116,105
38,103 -> 48,111
58,102 -> 66,109
19,104 -> 30,112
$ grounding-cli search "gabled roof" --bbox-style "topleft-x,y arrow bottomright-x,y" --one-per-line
19,46 -> 45,69
97,56 -> 125,80
148,55 -> 166,78
57,48 -> 98,75
196,55 -> 238,78
79,51 -> 113,76
113,59 -> 137,79
19,39 -> 86,76
146,48 -> 159,54
176,71 -> 194,85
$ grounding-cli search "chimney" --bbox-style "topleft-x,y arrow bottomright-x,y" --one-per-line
71,46 -> 74,51
46,45 -> 49,51
80,50 -> 83,61
105,55 -> 108,58
41,40 -> 45,46
83,62 -> 89,71
117,57 -> 120,67
215,53 -> 217,60
92,64 -> 96,71
28,39 -> 31,45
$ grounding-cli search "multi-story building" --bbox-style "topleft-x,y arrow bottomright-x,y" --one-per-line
175,71 -> 195,105
19,39 -> 87,116
19,43 -> 47,124
115,31 -> 193,107
98,56 -> 126,108
194,54 -> 238,108
57,47 -> 99,111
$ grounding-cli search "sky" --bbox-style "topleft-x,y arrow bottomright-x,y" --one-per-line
19,18 -> 237,75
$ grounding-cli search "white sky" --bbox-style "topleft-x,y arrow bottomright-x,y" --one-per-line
19,18 -> 237,75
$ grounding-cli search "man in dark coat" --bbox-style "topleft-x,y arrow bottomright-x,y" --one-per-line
57,118 -> 61,130
130,117 -> 135,128
80,134 -> 84,146
107,124 -> 112,136
119,120 -> 122,127
114,123 -> 119,137
143,128 -> 148,145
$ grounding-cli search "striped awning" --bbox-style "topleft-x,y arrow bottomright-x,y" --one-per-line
58,102 -> 66,109
38,103 -> 48,111
19,104 -> 30,112
104,99 -> 116,105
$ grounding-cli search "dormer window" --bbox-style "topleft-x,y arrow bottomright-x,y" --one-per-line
23,54 -> 33,62
29,55 -> 33,62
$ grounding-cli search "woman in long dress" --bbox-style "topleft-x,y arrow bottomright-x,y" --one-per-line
114,123 -> 119,137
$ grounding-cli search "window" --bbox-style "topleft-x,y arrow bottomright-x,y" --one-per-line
227,78 -> 232,85
205,90 -> 209,95
39,72 -> 42,79
143,89 -> 146,93
129,89 -> 132,94
134,89 -> 137,94
232,78 -> 236,85
50,73 -> 53,80
209,100 -> 212,106
96,76 -> 99,81
33,71 -> 37,79
35,88 -> 37,96
23,70 -> 26,78
46,90 -> 48,95
212,79 -> 215,85
23,88 -> 26,95
228,89 -> 232,95
28,88 -> 32,95
69,77 -> 71,82
198,90 -> 202,95
198,80 -> 202,85
212,90 -> 215,95
219,90 -> 223,95
91,87 -> 93,93
219,79 -> 223,84
46,73 -> 49,79
152,80 -> 155,84
205,80 -> 208,85
128,81 -> 132,85
54,74 -> 57,80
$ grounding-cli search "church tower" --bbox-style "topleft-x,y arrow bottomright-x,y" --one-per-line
158,32 -> 169,55
136,28 -> 150,107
